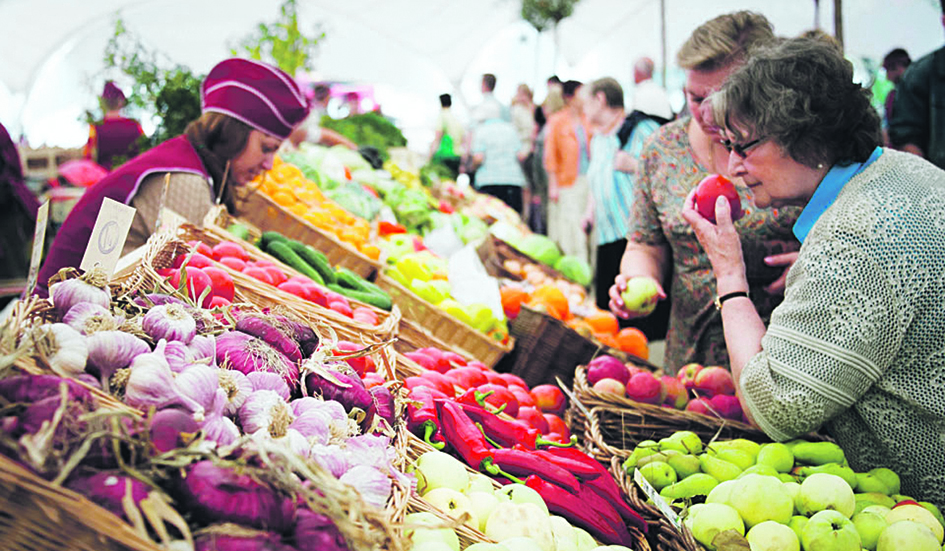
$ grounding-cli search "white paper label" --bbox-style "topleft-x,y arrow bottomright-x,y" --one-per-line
80,198 -> 136,279
633,467 -> 683,530
26,200 -> 50,295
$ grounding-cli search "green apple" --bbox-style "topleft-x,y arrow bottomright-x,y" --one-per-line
620,276 -> 659,316
732,474 -> 794,528
573,526 -> 598,551
468,491 -> 501,532
684,503 -> 745,551
802,510 -> 861,551
485,502 -> 555,551
885,504 -> 944,543
855,493 -> 897,515
877,520 -> 941,551
404,511 -> 460,551
796,473 -> 856,518
639,461 -> 678,491
496,484 -> 550,516
789,515 -> 809,541
415,451 -> 470,495
921,502 -> 945,533
853,510 -> 889,550
467,473 -> 498,495
659,431 -> 703,454
706,480 -> 739,507
423,488 -> 479,529
757,442 -> 795,473
465,544 -> 511,551
747,520 -> 801,551
499,537 -> 545,551
412,542 -> 459,551
782,482 -> 802,513
738,464 -> 781,479
549,516 -> 577,551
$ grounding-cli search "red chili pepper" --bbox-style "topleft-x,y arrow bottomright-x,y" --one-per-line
516,445 -> 602,480
458,401 -> 574,449
524,475 -> 634,546
434,399 -> 494,468
406,387 -> 446,449
378,220 -> 407,237
491,448 -> 580,494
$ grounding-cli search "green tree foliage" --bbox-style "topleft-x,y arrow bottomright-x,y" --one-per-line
230,0 -> 324,77
521,0 -> 581,32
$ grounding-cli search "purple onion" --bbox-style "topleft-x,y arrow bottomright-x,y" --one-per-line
293,509 -> 349,551
66,473 -> 150,522
149,409 -> 200,453
195,530 -> 294,551
368,385 -> 395,430
0,374 -> 91,404
216,331 -> 299,391
304,368 -> 373,429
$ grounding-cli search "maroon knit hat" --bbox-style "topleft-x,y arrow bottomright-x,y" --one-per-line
201,58 -> 309,140
101,81 -> 126,104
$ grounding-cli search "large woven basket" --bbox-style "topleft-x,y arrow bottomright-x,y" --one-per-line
375,274 -> 513,369
568,365 -> 770,463
476,234 -> 570,284
231,186 -> 383,280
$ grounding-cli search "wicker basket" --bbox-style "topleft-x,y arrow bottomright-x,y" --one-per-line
569,365 -> 770,463
393,319 -> 474,365
375,274 -> 513,369
231,186 -> 383,280
476,234 -> 570,283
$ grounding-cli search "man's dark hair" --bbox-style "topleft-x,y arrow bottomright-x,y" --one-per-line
883,48 -> 911,72
590,77 -> 624,109
547,75 -> 562,85
562,80 -> 583,99
439,94 -> 452,108
482,74 -> 497,91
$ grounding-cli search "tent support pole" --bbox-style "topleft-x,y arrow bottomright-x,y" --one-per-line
660,0 -> 667,86
834,0 -> 844,49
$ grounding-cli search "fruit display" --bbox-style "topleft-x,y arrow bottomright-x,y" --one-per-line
624,431 -> 944,551
486,226 -> 591,288
0,273 -> 406,550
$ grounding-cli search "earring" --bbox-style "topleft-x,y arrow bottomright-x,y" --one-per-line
817,163 -> 824,169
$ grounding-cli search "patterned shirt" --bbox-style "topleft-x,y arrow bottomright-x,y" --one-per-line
628,118 -> 802,370
472,119 -> 526,188
589,117 -> 658,245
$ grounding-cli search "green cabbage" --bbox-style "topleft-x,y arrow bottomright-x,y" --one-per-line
554,255 -> 592,286
518,234 -> 562,267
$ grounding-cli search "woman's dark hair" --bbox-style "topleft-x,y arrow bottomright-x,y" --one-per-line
184,112 -> 253,210
439,94 -> 452,108
562,80 -> 583,100
711,37 -> 882,168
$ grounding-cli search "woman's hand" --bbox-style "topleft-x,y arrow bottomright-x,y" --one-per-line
609,273 -> 666,319
762,251 -> 799,295
681,190 -> 749,292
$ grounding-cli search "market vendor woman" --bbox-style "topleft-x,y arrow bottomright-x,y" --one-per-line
683,37 -> 945,506
36,58 -> 309,296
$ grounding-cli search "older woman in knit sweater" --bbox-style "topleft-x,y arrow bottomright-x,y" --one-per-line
684,37 -> 945,507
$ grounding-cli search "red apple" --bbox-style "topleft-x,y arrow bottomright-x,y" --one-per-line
625,372 -> 665,405
517,406 -> 550,433
444,367 -> 488,390
543,413 -> 570,439
508,385 -> 536,408
482,371 -> 509,387
677,363 -> 704,390
498,373 -> 529,390
685,397 -> 713,415
709,394 -> 743,420
202,266 -> 235,302
587,355 -> 630,387
694,174 -> 744,224
661,375 -> 689,409
530,384 -> 567,416
592,378 -> 626,396
693,366 -> 736,396
475,384 -> 520,417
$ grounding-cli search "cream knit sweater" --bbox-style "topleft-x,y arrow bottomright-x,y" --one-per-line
741,149 -> 945,507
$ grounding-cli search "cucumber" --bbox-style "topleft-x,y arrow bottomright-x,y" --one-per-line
285,240 -> 336,284
267,241 -> 324,285
259,231 -> 289,250
327,283 -> 392,311
334,267 -> 368,291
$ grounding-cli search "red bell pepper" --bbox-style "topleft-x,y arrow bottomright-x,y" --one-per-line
491,448 -> 580,494
406,387 -> 446,449
524,475 -> 636,546
378,220 -> 407,237
458,401 -> 574,449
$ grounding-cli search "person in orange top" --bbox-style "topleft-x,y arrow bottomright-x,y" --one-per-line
543,80 -> 590,263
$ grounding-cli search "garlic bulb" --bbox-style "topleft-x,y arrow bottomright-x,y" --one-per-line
164,341 -> 194,374
142,304 -> 196,344
33,323 -> 88,378
177,365 -> 220,414
246,371 -> 291,401
239,390 -> 294,438
50,274 -> 110,317
62,303 -> 122,335
218,369 -> 252,416
86,331 -> 150,387
201,389 -> 240,447
289,411 -> 330,445
125,340 -> 204,421
187,335 -> 216,365
309,444 -> 349,478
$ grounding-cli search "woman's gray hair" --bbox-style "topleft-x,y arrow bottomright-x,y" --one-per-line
710,37 -> 882,168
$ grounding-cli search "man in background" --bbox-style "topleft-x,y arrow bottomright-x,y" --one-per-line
882,48 -> 911,143
430,93 -> 465,177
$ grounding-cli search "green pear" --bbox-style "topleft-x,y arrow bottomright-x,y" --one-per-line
636,450 -> 681,468
791,441 -> 845,466
707,439 -> 761,462
778,473 -> 798,483
713,448 -> 755,470
639,461 -> 678,491
660,431 -> 703,455
699,454 -> 743,482
622,440 -> 660,470
853,510 -> 888,550
856,469 -> 901,496
794,462 -> 857,489
788,515 -> 809,542
659,473 -> 719,501
855,493 -> 897,515
668,453 -> 703,480
738,464 -> 780,479
757,442 -> 795,473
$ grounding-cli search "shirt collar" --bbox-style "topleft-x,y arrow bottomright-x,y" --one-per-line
793,146 -> 883,243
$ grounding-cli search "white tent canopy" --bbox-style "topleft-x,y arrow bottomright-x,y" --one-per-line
1,0 -> 942,149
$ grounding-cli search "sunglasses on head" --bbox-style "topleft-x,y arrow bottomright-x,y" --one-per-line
722,137 -> 765,158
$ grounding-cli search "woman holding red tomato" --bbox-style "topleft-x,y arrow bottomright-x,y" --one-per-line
608,12 -> 802,371
683,37 -> 945,508
36,58 -> 309,297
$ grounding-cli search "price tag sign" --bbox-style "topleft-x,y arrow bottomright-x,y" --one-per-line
25,200 -> 50,295
80,198 -> 137,279
633,467 -> 683,531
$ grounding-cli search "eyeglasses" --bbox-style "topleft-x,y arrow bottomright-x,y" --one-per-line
722,137 -> 765,158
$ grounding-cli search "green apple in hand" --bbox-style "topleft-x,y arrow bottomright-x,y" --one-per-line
620,276 -> 659,316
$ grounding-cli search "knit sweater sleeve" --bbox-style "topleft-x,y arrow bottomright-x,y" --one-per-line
740,229 -> 900,441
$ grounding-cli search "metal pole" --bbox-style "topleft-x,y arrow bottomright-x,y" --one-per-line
834,0 -> 844,50
814,0 -> 821,29
660,0 -> 667,85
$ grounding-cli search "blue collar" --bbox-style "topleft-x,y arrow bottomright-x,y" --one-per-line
793,146 -> 883,243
